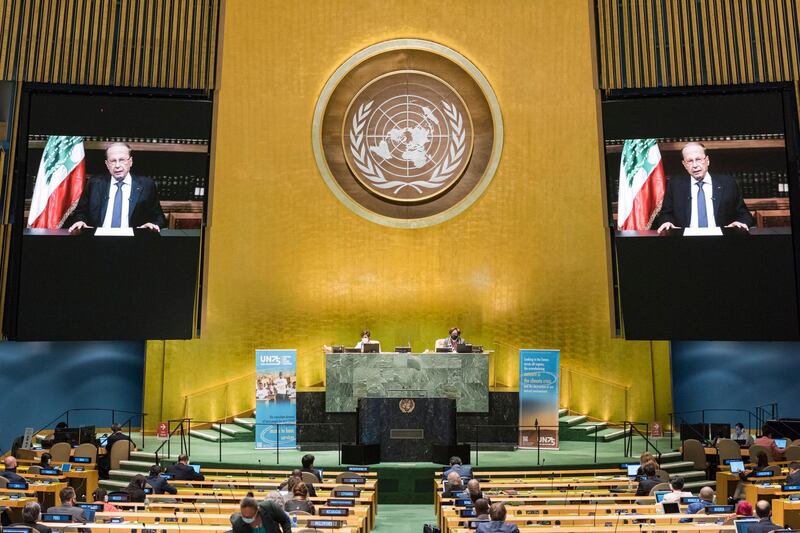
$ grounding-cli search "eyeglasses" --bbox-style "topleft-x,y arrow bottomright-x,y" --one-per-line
107,157 -> 131,165
683,157 -> 707,165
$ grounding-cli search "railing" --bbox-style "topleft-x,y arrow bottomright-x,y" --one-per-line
561,367 -> 630,422
622,421 -> 662,461
667,404 -> 779,448
463,423 -> 606,466
30,408 -> 145,447
151,419 -> 344,465
182,373 -> 256,422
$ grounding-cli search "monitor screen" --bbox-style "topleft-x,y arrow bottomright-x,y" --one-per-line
774,438 -> 788,448
5,87 -> 213,341
654,491 -> 669,503
729,460 -> 745,473
626,464 -> 640,477
60,463 -> 71,472
602,87 -> 800,341
190,464 -> 201,474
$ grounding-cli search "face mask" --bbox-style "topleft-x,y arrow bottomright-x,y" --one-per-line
242,516 -> 255,524
451,333 -> 459,340
362,337 -> 369,343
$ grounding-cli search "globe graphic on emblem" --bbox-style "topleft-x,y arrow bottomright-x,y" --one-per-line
344,72 -> 474,203
366,95 -> 449,177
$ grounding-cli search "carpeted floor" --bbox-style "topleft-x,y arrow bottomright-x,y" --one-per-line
372,504 -> 436,533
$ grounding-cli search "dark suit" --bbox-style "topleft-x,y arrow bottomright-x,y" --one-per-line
654,174 -> 754,228
145,475 -> 177,495
165,463 -> 205,481
46,504 -> 87,523
476,521 -> 521,533
300,467 -> 322,482
747,517 -> 782,533
105,431 -> 135,453
636,477 -> 662,496
785,470 -> 800,486
69,175 -> 166,228
0,470 -> 26,484
14,523 -> 52,533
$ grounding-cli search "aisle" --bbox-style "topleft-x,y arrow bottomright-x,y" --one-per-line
372,504 -> 436,533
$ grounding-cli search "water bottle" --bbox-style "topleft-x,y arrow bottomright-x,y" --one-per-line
291,514 -> 298,528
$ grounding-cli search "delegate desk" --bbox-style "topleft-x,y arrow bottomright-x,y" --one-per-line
773,498 -> 800,529
41,524 -> 357,533
325,352 -> 489,412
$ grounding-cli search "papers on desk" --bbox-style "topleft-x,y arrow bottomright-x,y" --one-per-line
683,227 -> 723,237
94,227 -> 135,237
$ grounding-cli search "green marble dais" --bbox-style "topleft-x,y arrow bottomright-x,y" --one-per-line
325,353 -> 489,412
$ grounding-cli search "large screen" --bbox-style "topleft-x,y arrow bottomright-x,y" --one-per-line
602,86 -> 800,340
4,87 -> 213,340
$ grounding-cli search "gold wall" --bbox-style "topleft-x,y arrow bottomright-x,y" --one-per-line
143,0 -> 672,428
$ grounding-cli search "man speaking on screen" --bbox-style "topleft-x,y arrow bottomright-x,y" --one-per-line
68,142 -> 166,233
655,142 -> 754,233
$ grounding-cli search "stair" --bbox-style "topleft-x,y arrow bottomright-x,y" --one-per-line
559,415 -> 588,428
233,417 -> 256,430
189,429 -> 235,443
211,423 -> 253,442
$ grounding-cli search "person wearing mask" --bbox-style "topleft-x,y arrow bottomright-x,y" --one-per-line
733,423 -> 754,446
278,469 -> 316,497
124,474 -> 148,503
444,456 -> 473,479
92,489 -> 120,513
436,327 -> 465,352
467,479 -> 487,503
685,486 -> 716,517
165,455 -> 205,481
354,330 -> 381,352
635,452 -> 659,480
145,465 -> 177,495
284,481 -> 315,515
0,456 -> 26,483
733,451 -> 771,500
231,496 -> 291,533
443,471 -> 466,498
38,453 -> 54,470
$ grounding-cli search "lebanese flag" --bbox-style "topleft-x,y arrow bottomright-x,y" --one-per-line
617,139 -> 666,230
27,136 -> 86,229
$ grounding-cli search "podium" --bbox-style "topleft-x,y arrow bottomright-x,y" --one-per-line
357,397 -> 456,462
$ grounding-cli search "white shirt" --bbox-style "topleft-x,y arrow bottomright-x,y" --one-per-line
256,387 -> 268,400
275,378 -> 288,395
689,173 -> 717,228
102,175 -> 132,228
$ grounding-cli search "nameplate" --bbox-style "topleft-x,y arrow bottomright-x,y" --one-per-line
683,227 -> 723,237
390,428 -> 424,439
326,498 -> 355,507
94,227 -> 135,237
319,508 -> 349,516
308,520 -> 342,529
339,477 -> 366,485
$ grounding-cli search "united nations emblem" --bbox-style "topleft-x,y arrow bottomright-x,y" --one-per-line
399,398 -> 416,413
313,39 -> 503,228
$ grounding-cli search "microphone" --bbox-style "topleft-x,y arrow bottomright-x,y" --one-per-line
173,506 -> 182,533
593,499 -> 599,526
191,501 -> 205,525
577,492 -> 582,516
244,468 -> 254,492
614,507 -> 623,533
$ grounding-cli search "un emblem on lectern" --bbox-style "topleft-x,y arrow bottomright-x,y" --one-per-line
313,39 -> 503,228
399,398 -> 416,413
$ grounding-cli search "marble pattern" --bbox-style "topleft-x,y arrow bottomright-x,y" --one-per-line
326,353 -> 489,412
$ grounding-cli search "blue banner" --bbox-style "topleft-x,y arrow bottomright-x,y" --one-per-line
519,349 -> 560,450
255,349 -> 297,449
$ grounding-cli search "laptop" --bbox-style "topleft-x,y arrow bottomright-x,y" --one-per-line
625,464 -> 640,477
734,518 -> 761,533
190,464 -> 201,474
362,343 -> 379,353
729,460 -> 745,473
775,438 -> 788,448
455,343 -> 473,353
99,436 -> 109,448
60,463 -> 72,472
654,491 -> 670,503
663,502 -> 680,514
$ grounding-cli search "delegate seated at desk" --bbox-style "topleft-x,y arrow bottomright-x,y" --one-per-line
435,326 -> 465,352
354,330 -> 381,353
655,142 -> 754,233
